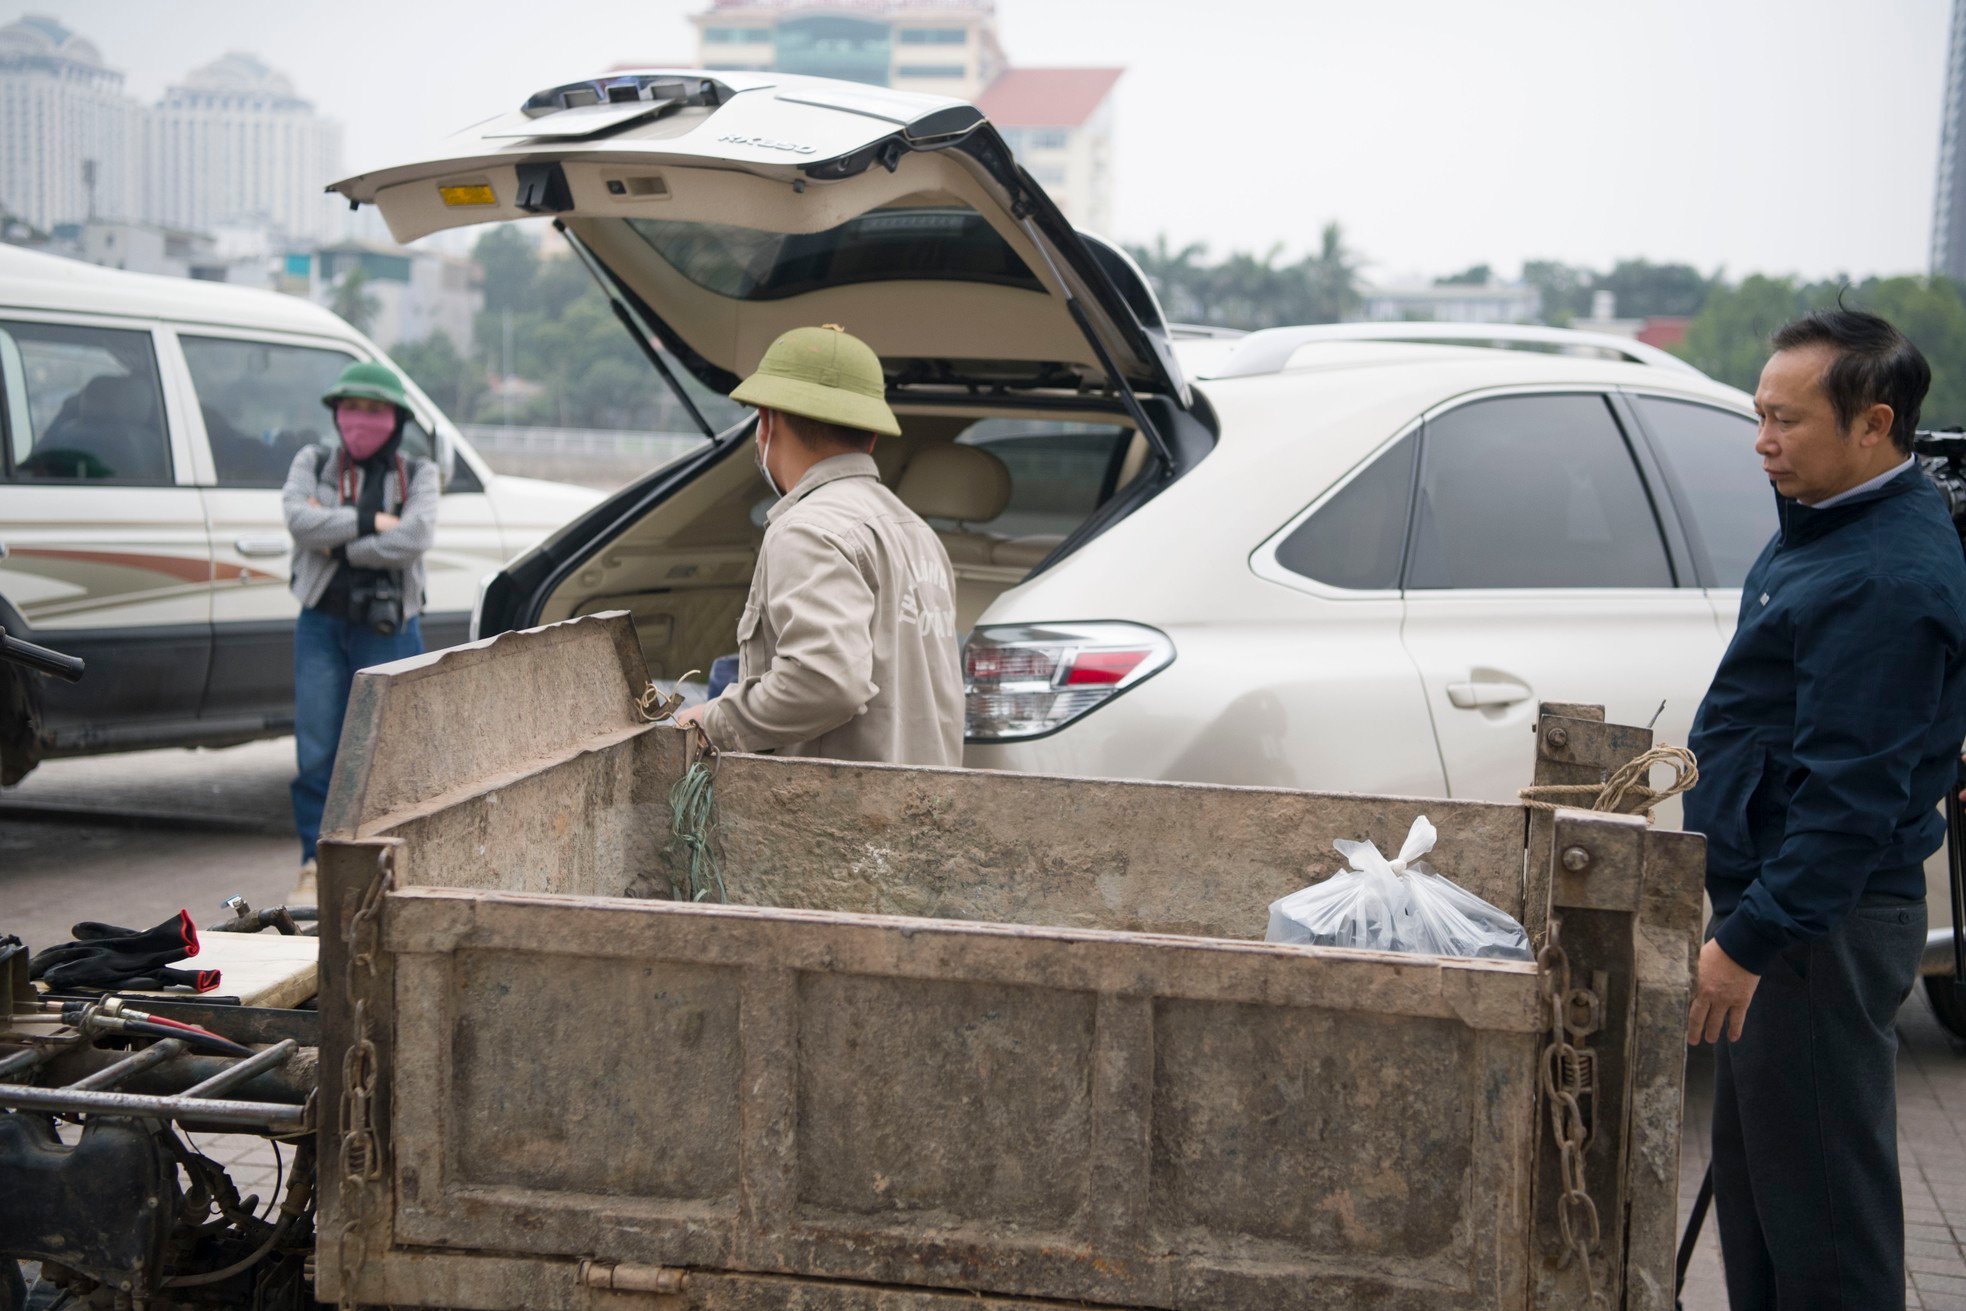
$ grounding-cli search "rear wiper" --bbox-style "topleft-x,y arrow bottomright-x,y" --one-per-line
554,221 -> 717,440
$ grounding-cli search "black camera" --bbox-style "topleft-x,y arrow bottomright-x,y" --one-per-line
1916,428 -> 1966,532
350,572 -> 404,636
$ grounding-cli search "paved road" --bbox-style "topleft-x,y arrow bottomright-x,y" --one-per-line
4,742 -> 1964,1304
0,739 -> 300,948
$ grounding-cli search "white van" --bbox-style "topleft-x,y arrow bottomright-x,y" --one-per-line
0,244 -> 602,783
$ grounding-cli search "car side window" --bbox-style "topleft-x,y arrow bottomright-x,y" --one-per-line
956,420 -> 1132,538
1629,396 -> 1772,588
1406,394 -> 1673,589
181,336 -> 356,488
0,320 -> 173,485
1273,431 -> 1419,590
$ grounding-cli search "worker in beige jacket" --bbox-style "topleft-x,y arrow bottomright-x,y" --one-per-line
677,325 -> 965,766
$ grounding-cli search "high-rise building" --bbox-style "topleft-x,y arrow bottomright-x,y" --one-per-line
1937,0 -> 1966,282
147,53 -> 344,244
688,0 -> 1121,233
0,15 -> 143,232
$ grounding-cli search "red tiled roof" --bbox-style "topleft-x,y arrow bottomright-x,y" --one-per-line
975,67 -> 1123,129
1637,317 -> 1691,350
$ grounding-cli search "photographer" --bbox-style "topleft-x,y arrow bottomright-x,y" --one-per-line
281,362 -> 438,880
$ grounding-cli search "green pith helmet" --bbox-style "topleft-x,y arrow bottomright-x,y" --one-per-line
730,324 -> 900,438
321,360 -> 411,412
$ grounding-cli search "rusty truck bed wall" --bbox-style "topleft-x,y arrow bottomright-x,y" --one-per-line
315,613 -> 1704,1311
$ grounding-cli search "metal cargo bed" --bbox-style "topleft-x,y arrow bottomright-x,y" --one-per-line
314,613 -> 1703,1311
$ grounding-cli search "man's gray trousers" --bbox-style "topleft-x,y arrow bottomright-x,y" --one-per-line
1710,898 -> 1927,1310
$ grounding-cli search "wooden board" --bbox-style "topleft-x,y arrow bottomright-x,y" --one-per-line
127,931 -> 318,1009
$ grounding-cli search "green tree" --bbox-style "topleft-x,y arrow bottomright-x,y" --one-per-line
1675,275 -> 1966,430
473,224 -> 539,316
1129,234 -> 1211,323
1522,259 -> 1594,326
1300,221 -> 1363,325
1594,258 -> 1715,319
1854,276 -> 1966,431
1437,263 -> 1492,286
1674,274 -> 1817,391
390,330 -> 486,421
330,269 -> 379,336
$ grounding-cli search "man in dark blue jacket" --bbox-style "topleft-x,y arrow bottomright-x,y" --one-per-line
1684,309 -> 1966,1310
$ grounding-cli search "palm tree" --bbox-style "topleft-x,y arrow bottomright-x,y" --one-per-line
1301,222 -> 1363,324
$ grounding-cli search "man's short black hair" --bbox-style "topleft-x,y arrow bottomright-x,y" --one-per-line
775,410 -> 877,453
1770,309 -> 1931,454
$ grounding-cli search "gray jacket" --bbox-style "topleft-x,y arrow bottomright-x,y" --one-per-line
698,453 -> 964,766
281,444 -> 439,618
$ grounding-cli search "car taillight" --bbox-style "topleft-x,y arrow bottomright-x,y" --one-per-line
963,622 -> 1175,742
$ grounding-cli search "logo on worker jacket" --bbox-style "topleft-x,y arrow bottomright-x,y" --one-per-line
899,542 -> 956,640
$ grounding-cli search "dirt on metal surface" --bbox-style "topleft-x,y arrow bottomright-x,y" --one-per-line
313,613 -> 1705,1311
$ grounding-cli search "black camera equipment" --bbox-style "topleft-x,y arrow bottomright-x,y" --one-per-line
1913,427 -> 1966,1032
349,570 -> 404,636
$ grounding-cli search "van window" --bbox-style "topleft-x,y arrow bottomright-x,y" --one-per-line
0,321 -> 173,485
182,336 -> 357,487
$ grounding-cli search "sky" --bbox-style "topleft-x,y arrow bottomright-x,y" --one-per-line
15,0 -> 1956,282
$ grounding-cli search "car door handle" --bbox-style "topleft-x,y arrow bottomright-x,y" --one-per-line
233,535 -> 290,558
1446,679 -> 1532,709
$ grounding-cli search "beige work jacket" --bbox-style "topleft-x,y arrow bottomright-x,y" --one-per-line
698,453 -> 965,766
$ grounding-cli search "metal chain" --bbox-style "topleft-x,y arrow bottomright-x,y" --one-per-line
335,846 -> 393,1311
1537,916 -> 1608,1311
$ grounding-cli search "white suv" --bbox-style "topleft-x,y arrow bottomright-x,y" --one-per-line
338,67 -> 1957,1028
0,245 -> 601,784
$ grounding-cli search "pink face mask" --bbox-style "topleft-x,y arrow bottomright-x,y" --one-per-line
335,406 -> 396,460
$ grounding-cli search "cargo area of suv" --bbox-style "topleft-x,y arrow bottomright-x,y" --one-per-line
531,409 -> 1150,680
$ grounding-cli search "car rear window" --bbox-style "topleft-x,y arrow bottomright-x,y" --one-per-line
627,206 -> 1042,301
956,420 -> 1133,539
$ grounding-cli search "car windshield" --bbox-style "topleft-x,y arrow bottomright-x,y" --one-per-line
626,205 -> 1042,301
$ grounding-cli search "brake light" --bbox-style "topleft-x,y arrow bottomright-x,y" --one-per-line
963,622 -> 1174,742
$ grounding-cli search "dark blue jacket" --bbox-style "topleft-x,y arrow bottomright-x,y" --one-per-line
1685,465 -> 1966,974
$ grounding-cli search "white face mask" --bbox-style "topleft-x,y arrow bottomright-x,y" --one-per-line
755,415 -> 780,497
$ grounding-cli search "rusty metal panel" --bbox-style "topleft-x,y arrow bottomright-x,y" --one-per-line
310,618 -> 1704,1311
363,888 -> 1544,1310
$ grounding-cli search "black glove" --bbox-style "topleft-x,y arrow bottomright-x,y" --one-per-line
28,911 -> 219,993
35,957 -> 220,993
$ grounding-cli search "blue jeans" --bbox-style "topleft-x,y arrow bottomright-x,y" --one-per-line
291,607 -> 423,862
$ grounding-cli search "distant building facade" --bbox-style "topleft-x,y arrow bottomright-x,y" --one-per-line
0,17 -> 342,246
1936,0 -> 1966,282
0,15 -> 143,232
148,53 -> 344,244
308,242 -> 483,350
1360,279 -> 1542,325
688,0 -> 1120,233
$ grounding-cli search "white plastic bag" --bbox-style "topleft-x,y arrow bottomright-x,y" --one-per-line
1265,815 -> 1532,960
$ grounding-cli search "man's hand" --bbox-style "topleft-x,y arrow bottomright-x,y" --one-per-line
375,512 -> 400,533
673,704 -> 706,731
1687,938 -> 1760,1045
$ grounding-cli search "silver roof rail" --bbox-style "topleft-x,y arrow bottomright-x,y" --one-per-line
1201,321 -> 1706,379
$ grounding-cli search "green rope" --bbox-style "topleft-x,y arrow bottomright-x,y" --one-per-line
668,761 -> 725,903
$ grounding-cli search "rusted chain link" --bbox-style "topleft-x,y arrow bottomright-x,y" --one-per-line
335,845 -> 393,1311
1518,743 -> 1698,822
1537,916 -> 1608,1310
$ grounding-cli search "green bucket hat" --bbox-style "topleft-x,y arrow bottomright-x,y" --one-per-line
321,360 -> 411,412
730,324 -> 900,438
